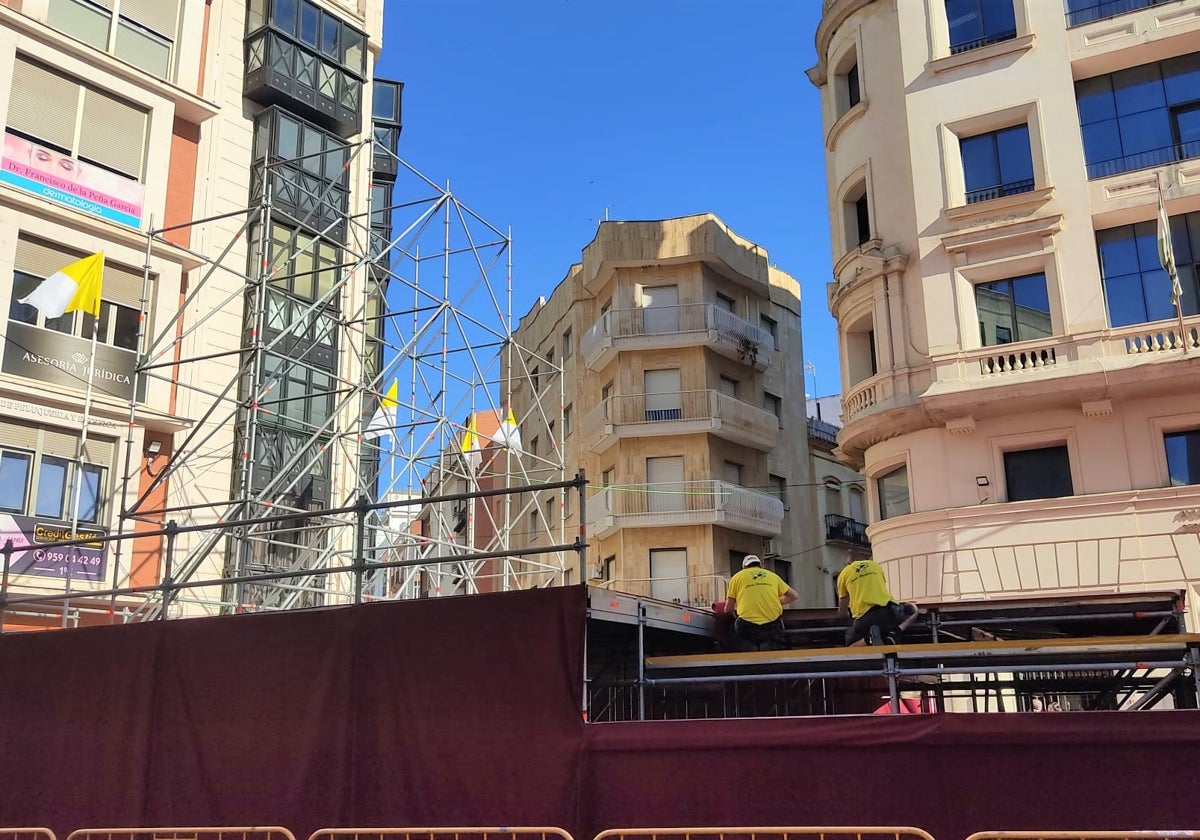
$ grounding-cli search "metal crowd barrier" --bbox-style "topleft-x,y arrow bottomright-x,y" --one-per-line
593,828 -> 939,840
965,833 -> 1200,840
310,829 -> 575,840
0,830 -> 56,840
67,828 -> 297,840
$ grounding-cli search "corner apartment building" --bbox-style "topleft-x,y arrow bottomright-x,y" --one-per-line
809,0 -> 1200,625
0,0 -> 393,628
509,215 -> 824,607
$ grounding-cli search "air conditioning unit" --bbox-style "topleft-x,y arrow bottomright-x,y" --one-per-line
763,538 -> 782,560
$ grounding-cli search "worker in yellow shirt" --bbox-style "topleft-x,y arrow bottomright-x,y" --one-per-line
724,555 -> 799,651
836,553 -> 918,646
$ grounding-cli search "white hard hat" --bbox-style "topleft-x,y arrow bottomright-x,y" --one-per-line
742,554 -> 762,568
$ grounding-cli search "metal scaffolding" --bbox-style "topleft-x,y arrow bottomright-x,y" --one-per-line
0,136 -> 573,627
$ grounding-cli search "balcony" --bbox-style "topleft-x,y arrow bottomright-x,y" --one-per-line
251,107 -> 350,238
371,79 -> 404,181
1086,140 -> 1200,180
587,480 -> 785,540
1067,0 -> 1175,27
244,0 -> 368,138
594,574 -> 729,608
580,304 -> 776,371
825,513 -> 870,548
581,390 -> 780,454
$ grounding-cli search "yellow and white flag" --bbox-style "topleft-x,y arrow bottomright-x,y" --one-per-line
364,379 -> 398,439
490,407 -> 523,455
18,252 -> 104,319
461,413 -> 482,472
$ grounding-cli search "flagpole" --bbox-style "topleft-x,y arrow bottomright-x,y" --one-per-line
1158,172 -> 1188,353
62,309 -> 101,628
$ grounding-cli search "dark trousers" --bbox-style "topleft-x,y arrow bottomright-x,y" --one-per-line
845,602 -> 913,646
733,616 -> 785,651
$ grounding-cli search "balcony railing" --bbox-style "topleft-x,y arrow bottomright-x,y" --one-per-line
965,178 -> 1035,205
1067,0 -> 1173,27
587,480 -> 785,538
1087,140 -> 1200,180
244,28 -> 365,137
949,28 -> 1017,55
582,390 -> 780,452
825,513 -> 869,548
807,416 -> 840,446
595,574 -> 729,608
580,303 -> 776,370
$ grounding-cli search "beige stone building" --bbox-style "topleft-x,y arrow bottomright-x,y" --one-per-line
509,215 -> 824,607
809,0 -> 1200,625
0,0 -> 393,627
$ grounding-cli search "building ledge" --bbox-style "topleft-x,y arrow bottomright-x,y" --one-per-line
927,33 -> 1036,75
944,186 -> 1055,228
826,98 -> 867,152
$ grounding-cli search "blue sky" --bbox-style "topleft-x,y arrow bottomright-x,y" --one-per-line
374,0 -> 837,399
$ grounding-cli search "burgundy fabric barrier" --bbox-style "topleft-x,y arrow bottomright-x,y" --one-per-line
2,584 -> 1200,840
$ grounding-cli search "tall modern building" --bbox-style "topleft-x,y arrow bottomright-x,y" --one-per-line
0,0 -> 394,629
809,0 -> 1200,625
508,215 -> 824,607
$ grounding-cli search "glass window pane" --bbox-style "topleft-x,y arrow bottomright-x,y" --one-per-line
46,311 -> 76,335
276,114 -> 300,159
975,281 -> 1014,347
981,0 -> 1016,35
47,0 -> 111,50
996,124 -> 1033,184
1117,108 -> 1173,156
1081,120 -> 1123,167
1133,220 -> 1160,270
1165,431 -> 1200,486
1175,104 -> 1200,147
961,133 -> 999,191
299,2 -> 318,46
36,456 -> 69,519
0,451 -> 31,512
373,85 -> 397,120
1142,268 -> 1176,322
321,16 -> 340,57
1097,226 -> 1140,277
1104,272 -> 1149,327
946,0 -> 982,47
247,0 -> 266,31
78,464 -> 102,523
1076,76 -> 1116,125
10,272 -> 40,324
115,21 -> 172,79
878,465 -> 910,520
1005,446 -> 1073,502
1011,273 -> 1051,340
1163,53 -> 1200,107
342,28 -> 365,74
274,0 -> 298,35
1112,64 -> 1166,117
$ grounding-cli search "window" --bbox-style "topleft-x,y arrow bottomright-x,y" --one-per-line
723,461 -> 743,486
563,404 -> 573,437
8,238 -> 146,355
718,375 -> 738,398
47,0 -> 181,79
946,0 -> 1017,54
1165,430 -> 1200,485
645,368 -> 682,421
248,0 -> 366,74
770,474 -> 788,509
1066,0 -> 1169,27
825,479 -> 843,518
562,327 -> 573,359
846,63 -> 861,109
1097,210 -> 1200,327
602,555 -> 616,581
849,486 -> 866,523
7,56 -> 149,181
0,450 -> 32,513
530,436 -> 539,457
760,314 -> 778,349
649,547 -> 688,603
601,467 -> 614,487
1076,54 -> 1200,179
877,465 -> 910,520
0,423 -> 111,524
960,125 -> 1034,204
252,107 -> 351,236
601,381 -> 613,402
975,273 -> 1052,345
261,352 -> 335,429
1004,445 -> 1073,502
764,391 -> 782,426
716,292 -> 736,313
531,366 -> 540,391
252,221 -> 342,304
843,181 -> 871,251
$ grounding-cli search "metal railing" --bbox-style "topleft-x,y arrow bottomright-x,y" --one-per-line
807,416 -> 840,445
965,178 -> 1035,205
580,303 -> 776,365
583,391 -> 779,443
588,480 -> 786,532
1067,0 -> 1175,27
594,828 -> 938,840
309,829 -> 573,840
596,573 -> 729,607
1087,139 -> 1200,180
967,832 -> 1200,840
949,28 -> 1017,55
0,831 -> 56,840
67,829 -> 296,840
825,513 -> 869,548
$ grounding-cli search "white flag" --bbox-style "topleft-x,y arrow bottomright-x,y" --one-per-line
364,380 -> 398,439
461,413 -> 482,472
490,408 -> 523,455
1159,183 -> 1182,308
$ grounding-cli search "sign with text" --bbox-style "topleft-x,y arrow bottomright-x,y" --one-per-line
2,320 -> 139,400
0,513 -> 107,582
0,132 -> 145,229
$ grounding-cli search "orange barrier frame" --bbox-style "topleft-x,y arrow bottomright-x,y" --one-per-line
965,833 -> 1200,840
593,828 -> 939,840
0,829 -> 57,840
310,829 -> 574,840
67,828 -> 297,840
